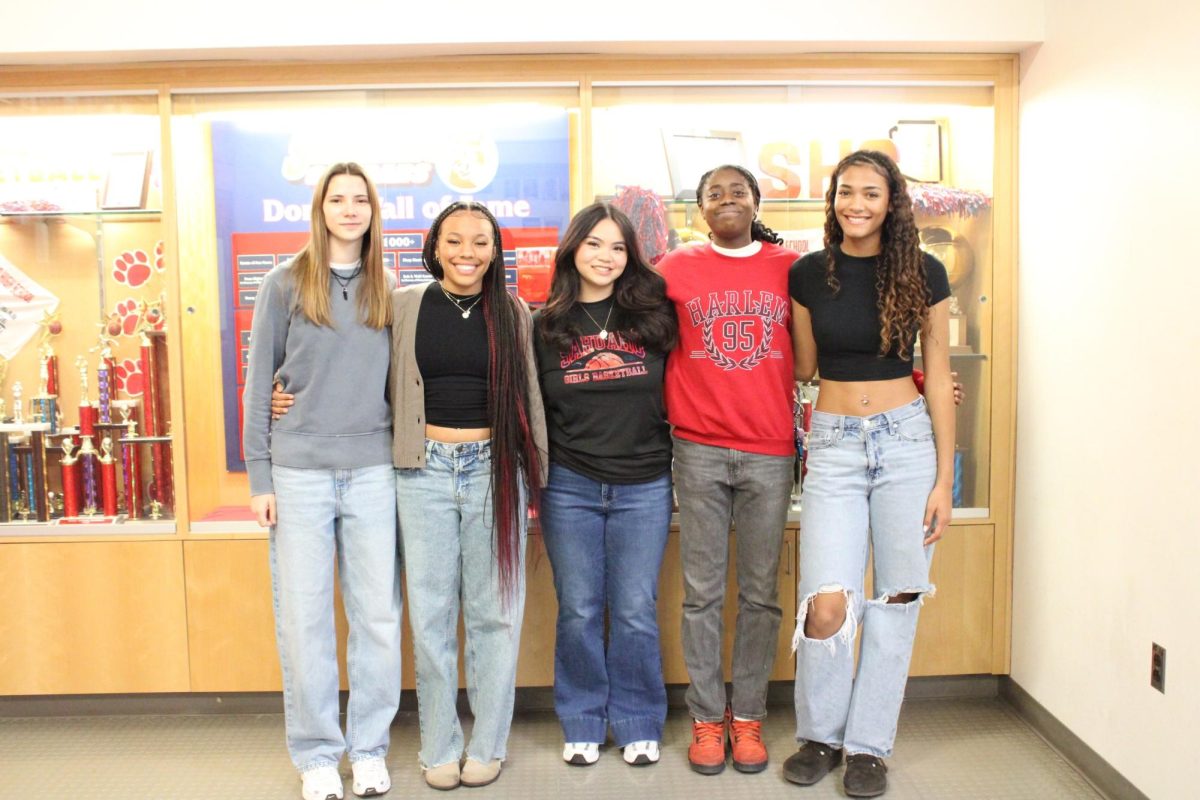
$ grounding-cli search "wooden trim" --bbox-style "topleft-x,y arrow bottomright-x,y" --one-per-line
989,57 -> 1019,674
2,53 -> 1016,95
577,74 -> 593,211
157,88 -> 190,533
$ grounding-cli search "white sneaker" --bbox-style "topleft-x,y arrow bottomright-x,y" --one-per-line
563,742 -> 600,766
301,765 -> 344,800
623,740 -> 660,766
351,757 -> 390,797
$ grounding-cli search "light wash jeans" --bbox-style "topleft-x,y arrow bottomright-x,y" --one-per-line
396,440 -> 526,769
539,463 -> 672,746
672,436 -> 795,722
792,397 -> 937,758
269,463 -> 402,773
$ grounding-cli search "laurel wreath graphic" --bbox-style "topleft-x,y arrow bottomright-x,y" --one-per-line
700,318 -> 774,371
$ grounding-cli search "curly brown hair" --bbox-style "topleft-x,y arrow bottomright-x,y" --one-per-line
823,150 -> 931,361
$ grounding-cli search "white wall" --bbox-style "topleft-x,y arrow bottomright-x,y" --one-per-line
1014,1 -> 1200,798
0,1 -> 1043,63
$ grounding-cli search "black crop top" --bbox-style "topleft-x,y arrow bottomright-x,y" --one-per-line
789,248 -> 950,381
415,284 -> 490,427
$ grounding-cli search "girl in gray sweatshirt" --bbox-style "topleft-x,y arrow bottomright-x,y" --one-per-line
241,162 -> 399,800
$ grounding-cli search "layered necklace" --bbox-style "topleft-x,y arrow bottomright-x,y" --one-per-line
580,298 -> 615,340
439,283 -> 483,319
330,261 -> 363,300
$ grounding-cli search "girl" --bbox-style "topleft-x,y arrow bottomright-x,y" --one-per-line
243,162 -> 400,800
785,149 -> 954,798
656,165 -> 798,776
389,201 -> 547,790
534,203 -> 678,768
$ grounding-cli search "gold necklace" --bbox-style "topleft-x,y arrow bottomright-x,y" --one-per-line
579,300 -> 615,340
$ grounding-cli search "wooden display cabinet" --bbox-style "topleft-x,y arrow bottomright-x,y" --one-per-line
0,53 -> 1016,695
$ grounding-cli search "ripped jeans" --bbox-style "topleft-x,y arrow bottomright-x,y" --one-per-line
792,397 -> 937,758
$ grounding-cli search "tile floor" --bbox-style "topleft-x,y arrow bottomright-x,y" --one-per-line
0,697 -> 1103,799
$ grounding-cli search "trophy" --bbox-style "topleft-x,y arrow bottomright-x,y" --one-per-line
60,437 -> 81,518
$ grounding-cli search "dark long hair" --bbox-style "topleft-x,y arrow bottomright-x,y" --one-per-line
695,164 -> 783,245
422,202 -> 542,600
539,203 -> 677,353
822,150 -> 930,360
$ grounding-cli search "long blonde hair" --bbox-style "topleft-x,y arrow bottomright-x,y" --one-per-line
292,162 -> 391,329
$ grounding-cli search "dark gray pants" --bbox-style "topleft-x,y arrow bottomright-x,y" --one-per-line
672,436 -> 794,721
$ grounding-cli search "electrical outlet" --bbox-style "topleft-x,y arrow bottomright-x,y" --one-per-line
1151,643 -> 1166,693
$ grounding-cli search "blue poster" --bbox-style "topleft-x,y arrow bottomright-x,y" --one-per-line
212,110 -> 571,471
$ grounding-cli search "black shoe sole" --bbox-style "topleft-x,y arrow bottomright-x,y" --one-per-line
732,759 -> 768,773
565,754 -> 597,766
844,787 -> 886,798
626,755 -> 656,766
689,760 -> 726,775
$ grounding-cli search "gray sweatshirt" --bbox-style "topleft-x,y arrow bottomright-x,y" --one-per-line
242,260 -> 394,496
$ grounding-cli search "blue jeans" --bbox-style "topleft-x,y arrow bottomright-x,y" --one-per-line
672,436 -> 794,721
396,440 -> 526,768
539,463 -> 672,746
792,397 -> 937,758
269,463 -> 402,773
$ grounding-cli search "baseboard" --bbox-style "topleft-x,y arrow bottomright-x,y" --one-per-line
1000,677 -> 1149,800
2,675 -> 997,717
0,692 -> 288,717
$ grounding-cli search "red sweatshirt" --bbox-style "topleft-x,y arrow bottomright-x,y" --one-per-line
658,242 -> 796,456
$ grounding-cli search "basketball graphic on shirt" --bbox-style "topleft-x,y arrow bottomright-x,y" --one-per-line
584,351 -> 625,371
559,331 -> 650,385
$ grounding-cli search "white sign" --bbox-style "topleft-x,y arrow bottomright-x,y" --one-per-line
0,252 -> 60,360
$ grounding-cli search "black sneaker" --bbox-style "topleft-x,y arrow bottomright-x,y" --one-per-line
843,754 -> 888,798
782,741 -> 843,785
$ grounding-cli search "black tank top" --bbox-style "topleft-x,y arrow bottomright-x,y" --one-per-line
415,284 -> 489,427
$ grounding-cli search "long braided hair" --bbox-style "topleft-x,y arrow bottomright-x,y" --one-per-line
421,202 -> 542,600
539,202 -> 677,353
823,150 -> 930,361
695,164 -> 784,245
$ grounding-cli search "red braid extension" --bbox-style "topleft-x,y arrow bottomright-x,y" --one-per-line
481,291 -> 543,605
482,294 -> 517,602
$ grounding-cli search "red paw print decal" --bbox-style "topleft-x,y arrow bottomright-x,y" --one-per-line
154,241 -> 166,273
113,299 -> 140,336
114,359 -> 144,397
113,250 -> 152,288
111,298 -> 165,336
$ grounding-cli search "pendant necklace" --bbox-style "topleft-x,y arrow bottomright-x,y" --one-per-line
439,284 -> 483,319
580,300 -> 615,341
330,264 -> 364,300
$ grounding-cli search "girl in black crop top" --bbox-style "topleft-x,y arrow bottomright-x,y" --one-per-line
397,202 -> 544,790
784,150 -> 955,796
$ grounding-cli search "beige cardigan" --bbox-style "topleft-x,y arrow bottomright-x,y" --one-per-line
388,282 -> 548,487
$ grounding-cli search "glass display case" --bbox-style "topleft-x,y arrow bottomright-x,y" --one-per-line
169,86 -> 580,529
591,83 -> 996,513
0,95 -> 176,533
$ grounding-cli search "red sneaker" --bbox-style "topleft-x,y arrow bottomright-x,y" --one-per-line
688,719 -> 727,775
729,716 -> 768,773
